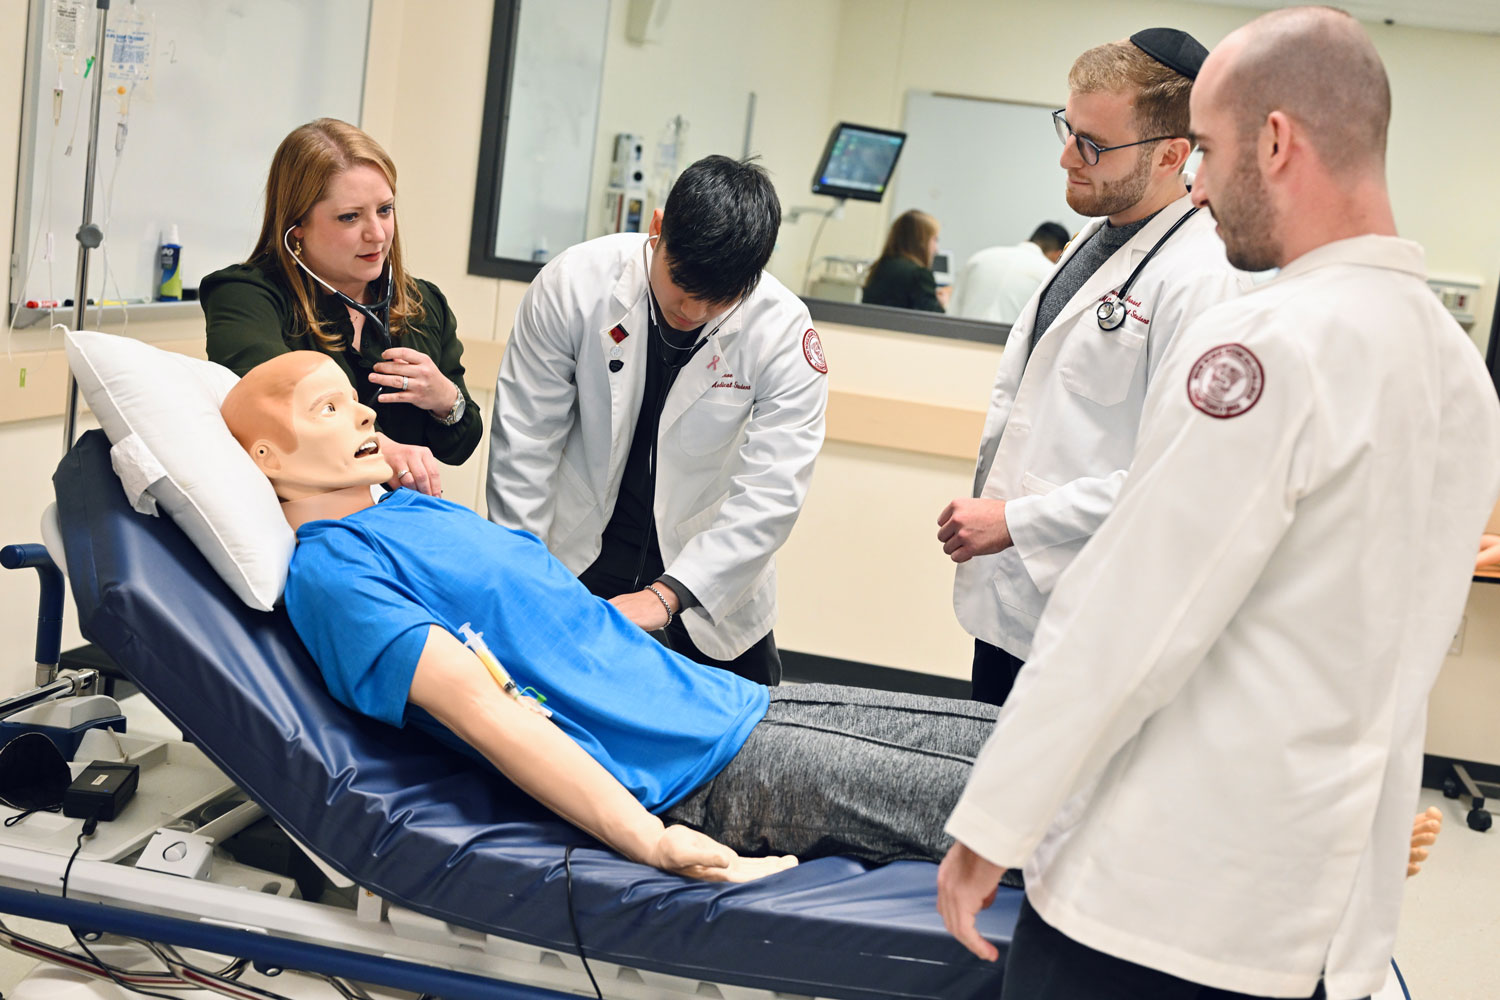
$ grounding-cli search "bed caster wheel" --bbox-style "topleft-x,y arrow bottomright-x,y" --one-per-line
1468,807 -> 1492,833
1442,776 -> 1461,799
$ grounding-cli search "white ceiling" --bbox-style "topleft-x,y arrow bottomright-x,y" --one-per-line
1189,0 -> 1500,36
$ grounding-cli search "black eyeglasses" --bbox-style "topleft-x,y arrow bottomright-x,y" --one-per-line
1052,109 -> 1177,166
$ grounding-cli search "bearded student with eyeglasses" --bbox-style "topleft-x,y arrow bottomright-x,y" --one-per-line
940,29 -> 1254,709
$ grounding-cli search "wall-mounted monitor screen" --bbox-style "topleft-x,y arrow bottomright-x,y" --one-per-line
811,123 -> 907,202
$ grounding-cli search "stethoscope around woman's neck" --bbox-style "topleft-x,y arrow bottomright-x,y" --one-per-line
1094,206 -> 1201,331
283,224 -> 394,351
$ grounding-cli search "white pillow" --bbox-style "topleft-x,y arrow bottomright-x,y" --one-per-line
64,330 -> 294,611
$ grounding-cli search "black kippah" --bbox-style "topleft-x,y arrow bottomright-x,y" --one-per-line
1129,27 -> 1209,81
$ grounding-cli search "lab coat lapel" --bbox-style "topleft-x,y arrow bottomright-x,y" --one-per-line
657,294 -> 745,432
1035,194 -> 1195,343
659,330 -> 729,433
1005,224 -> 1095,359
602,255 -> 650,466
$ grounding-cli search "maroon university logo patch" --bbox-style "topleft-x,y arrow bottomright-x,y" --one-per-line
803,328 -> 827,374
1187,343 -> 1264,419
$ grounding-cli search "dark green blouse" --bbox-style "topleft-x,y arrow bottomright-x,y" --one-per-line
861,255 -> 945,313
200,260 -> 482,464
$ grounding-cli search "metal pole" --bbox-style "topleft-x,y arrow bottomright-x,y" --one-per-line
61,0 -> 112,452
742,92 -> 756,160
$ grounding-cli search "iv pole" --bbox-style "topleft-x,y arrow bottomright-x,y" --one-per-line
60,0 -> 112,451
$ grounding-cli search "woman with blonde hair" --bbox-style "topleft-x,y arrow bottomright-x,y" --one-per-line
862,209 -> 945,312
202,119 -> 480,494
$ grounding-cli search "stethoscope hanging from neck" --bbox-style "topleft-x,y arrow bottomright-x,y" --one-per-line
1095,206 -> 1201,331
641,235 -> 747,370
283,224 -> 394,351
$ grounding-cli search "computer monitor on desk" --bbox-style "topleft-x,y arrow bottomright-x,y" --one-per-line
932,250 -> 954,287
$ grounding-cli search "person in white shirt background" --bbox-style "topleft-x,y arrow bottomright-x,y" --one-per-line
939,28 -> 1251,708
937,8 -> 1500,1000
950,222 -> 1071,325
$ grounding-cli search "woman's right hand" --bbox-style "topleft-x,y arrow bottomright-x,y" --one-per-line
647,824 -> 798,883
378,433 -> 443,496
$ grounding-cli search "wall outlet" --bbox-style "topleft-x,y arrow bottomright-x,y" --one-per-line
1449,616 -> 1466,656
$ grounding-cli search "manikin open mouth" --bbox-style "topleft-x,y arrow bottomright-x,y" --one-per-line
355,438 -> 380,458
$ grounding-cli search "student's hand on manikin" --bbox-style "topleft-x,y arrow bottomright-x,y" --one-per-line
377,434 -> 443,496
937,498 -> 1013,563
610,582 -> 680,631
649,824 -> 798,883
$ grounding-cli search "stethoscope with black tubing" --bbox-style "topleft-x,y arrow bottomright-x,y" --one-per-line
1092,206 -> 1201,331
627,236 -> 748,595
283,224 -> 396,401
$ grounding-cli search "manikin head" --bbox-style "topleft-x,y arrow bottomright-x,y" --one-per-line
1060,35 -> 1199,224
1189,7 -> 1392,270
222,352 -> 392,506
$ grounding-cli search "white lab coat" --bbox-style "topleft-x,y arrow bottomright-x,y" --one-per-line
487,233 -> 828,660
946,236 -> 1500,998
954,194 -> 1252,658
950,240 -> 1056,325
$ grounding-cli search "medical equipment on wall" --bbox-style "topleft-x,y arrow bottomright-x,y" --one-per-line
649,115 -> 687,211
786,122 -> 910,294
603,132 -> 647,234
1095,206 -> 1200,330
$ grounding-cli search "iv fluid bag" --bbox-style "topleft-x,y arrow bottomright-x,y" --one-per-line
105,4 -> 153,84
49,0 -> 86,60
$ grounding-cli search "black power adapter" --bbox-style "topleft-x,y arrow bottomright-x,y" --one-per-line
63,761 -> 139,821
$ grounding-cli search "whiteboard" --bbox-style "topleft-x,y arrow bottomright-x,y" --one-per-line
10,0 -> 370,308
889,91 -> 1090,281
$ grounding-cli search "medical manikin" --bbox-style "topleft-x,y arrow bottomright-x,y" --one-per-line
222,351 -> 1000,881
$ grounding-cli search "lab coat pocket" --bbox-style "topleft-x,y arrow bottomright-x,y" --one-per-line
990,547 -> 1042,625
1058,327 -> 1146,406
679,399 -> 750,457
550,459 -> 598,546
1019,472 -> 1060,497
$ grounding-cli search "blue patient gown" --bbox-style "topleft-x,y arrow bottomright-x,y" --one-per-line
284,489 -> 768,812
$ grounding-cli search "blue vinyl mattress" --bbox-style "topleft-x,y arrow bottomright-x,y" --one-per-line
53,430 -> 1016,999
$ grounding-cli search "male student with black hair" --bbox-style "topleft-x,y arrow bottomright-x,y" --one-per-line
488,155 -> 828,685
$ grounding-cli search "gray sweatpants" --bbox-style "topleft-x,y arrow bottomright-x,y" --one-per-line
661,683 -> 1000,865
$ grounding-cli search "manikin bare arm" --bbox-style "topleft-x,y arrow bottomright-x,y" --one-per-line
407,625 -> 796,882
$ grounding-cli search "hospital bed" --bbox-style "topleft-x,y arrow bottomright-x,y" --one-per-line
0,428 -> 1017,999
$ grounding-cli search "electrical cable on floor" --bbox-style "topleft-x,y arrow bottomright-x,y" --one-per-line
60,815 -> 184,1000
1392,957 -> 1412,1000
563,844 -> 605,1000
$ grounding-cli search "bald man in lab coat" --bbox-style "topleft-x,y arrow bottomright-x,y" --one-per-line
938,9 -> 1500,1000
